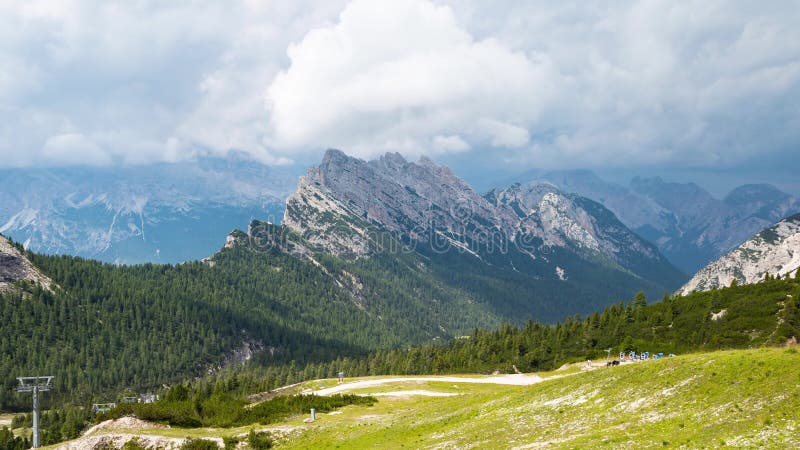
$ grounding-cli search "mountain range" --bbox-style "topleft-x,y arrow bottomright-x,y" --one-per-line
512,170 -> 800,274
0,155 -> 297,264
4,152 -> 796,274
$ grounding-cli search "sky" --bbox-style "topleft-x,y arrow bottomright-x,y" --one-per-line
1,0 -> 799,194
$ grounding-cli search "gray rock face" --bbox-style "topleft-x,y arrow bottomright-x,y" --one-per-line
0,235 -> 52,292
517,171 -> 800,274
284,149 -> 505,257
283,149 -> 683,287
485,183 -> 667,272
679,214 -> 800,294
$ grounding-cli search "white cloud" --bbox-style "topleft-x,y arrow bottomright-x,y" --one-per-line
0,0 -> 346,168
480,119 -> 530,148
433,135 -> 470,153
0,0 -> 798,175
265,0 -> 553,159
42,133 -> 111,167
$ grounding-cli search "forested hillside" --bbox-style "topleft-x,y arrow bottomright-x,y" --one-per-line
278,275 -> 800,380
0,236 -> 506,410
4,244 -> 797,412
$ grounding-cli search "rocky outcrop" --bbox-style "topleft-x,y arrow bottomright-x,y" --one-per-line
679,214 -> 800,294
0,235 -> 53,293
222,221 -> 314,260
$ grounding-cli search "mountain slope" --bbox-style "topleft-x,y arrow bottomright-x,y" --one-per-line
54,348 -> 800,449
278,348 -> 800,449
0,235 -> 53,293
680,214 -> 800,294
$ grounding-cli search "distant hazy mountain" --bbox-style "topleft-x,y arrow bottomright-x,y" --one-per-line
679,214 -> 800,294
0,156 -> 297,264
512,170 -> 800,274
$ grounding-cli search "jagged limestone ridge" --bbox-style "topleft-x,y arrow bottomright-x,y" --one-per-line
680,214 -> 800,294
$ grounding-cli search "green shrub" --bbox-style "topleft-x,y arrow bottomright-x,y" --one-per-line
101,393 -> 374,429
222,436 -> 239,450
0,426 -> 30,450
122,437 -> 148,450
239,394 -> 375,427
247,430 -> 273,450
181,438 -> 219,450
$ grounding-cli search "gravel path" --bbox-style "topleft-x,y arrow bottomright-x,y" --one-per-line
314,374 -> 544,396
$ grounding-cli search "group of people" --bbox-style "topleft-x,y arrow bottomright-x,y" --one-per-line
592,351 -> 678,367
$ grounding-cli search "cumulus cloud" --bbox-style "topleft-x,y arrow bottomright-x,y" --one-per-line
0,0 -> 346,168
41,133 -> 111,167
0,0 -> 798,176
433,135 -> 470,153
265,0 -> 553,158
471,0 -> 800,169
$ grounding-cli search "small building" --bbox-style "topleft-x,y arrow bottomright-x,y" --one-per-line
139,393 -> 158,404
92,403 -> 116,414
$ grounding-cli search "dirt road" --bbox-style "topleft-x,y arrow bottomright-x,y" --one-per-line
314,374 -> 545,396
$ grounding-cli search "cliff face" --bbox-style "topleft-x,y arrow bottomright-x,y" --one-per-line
680,214 -> 800,295
0,235 -> 53,293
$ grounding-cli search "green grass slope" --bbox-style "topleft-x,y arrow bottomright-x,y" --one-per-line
53,347 -> 800,449
280,348 -> 800,449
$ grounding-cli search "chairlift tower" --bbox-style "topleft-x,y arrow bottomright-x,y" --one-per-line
16,376 -> 54,448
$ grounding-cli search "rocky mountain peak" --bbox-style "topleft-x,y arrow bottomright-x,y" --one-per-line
630,176 -> 719,215
533,170 -> 799,275
283,149 -> 500,257
722,183 -> 798,222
